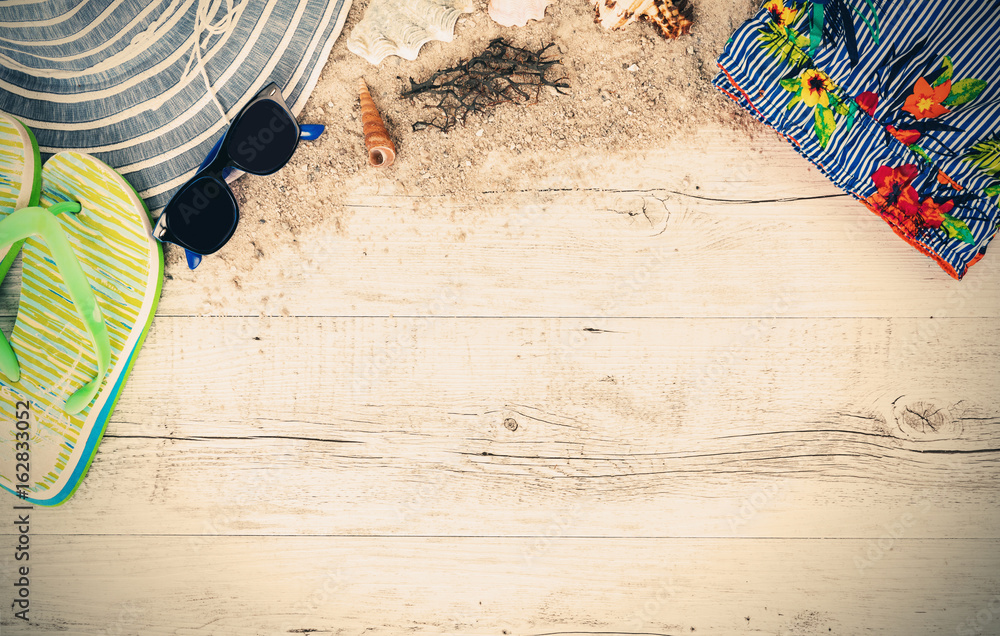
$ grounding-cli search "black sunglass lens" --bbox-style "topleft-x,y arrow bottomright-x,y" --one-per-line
227,100 -> 298,175
164,176 -> 238,254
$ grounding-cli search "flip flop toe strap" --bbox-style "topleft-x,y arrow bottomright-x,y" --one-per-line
0,202 -> 111,415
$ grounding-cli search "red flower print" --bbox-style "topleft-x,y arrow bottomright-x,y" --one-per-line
872,164 -> 918,192
885,126 -> 921,145
871,164 -> 920,213
896,185 -> 921,215
869,163 -> 920,226
902,77 -> 951,120
866,164 -> 957,238
917,197 -> 954,228
855,91 -> 878,117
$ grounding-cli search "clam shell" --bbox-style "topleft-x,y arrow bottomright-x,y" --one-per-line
488,0 -> 551,27
359,79 -> 396,167
347,0 -> 475,65
592,0 -> 692,38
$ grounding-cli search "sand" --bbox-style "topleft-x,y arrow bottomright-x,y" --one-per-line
168,0 -> 767,288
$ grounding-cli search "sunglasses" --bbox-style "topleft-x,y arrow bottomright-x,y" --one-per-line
153,82 -> 323,263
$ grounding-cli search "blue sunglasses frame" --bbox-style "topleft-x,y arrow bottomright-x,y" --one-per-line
152,82 -> 325,269
180,122 -> 323,270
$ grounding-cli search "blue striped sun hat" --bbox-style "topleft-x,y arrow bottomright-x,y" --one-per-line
716,0 -> 1000,279
0,0 -> 352,215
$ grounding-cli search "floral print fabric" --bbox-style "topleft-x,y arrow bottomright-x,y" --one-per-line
714,0 -> 1000,279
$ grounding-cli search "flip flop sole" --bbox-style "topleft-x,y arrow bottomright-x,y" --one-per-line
0,151 -> 163,506
0,113 -> 41,277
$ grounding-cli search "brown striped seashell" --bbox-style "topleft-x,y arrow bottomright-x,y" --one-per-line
359,79 -> 396,167
592,0 -> 692,39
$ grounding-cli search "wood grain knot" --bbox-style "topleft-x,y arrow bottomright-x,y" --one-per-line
604,194 -> 669,232
503,417 -> 518,431
893,399 -> 956,438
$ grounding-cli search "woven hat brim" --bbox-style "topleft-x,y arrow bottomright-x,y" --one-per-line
0,0 -> 352,214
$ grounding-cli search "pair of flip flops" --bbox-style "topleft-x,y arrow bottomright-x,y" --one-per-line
0,114 -> 162,506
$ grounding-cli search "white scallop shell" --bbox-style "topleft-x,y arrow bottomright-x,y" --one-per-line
347,0 -> 476,65
488,0 -> 551,27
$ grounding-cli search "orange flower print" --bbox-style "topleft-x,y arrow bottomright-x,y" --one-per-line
764,0 -> 797,27
902,77 -> 952,119
866,164 -> 969,242
800,69 -> 834,108
936,169 -> 963,191
886,126 -> 921,145
917,197 -> 954,228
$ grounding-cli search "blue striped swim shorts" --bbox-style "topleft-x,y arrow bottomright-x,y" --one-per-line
715,0 -> 1000,279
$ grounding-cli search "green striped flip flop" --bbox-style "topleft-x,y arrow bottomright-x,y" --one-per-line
0,114 -> 41,278
0,149 -> 163,506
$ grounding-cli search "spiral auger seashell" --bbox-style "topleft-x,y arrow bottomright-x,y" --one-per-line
359,79 -> 396,168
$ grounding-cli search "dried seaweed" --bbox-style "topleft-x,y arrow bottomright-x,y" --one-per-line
401,38 -> 570,132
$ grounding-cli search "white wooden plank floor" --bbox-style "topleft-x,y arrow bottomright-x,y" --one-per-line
1,126 -> 999,635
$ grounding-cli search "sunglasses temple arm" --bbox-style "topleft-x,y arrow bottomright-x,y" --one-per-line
300,124 -> 324,141
152,215 -> 204,270
186,249 -> 203,270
